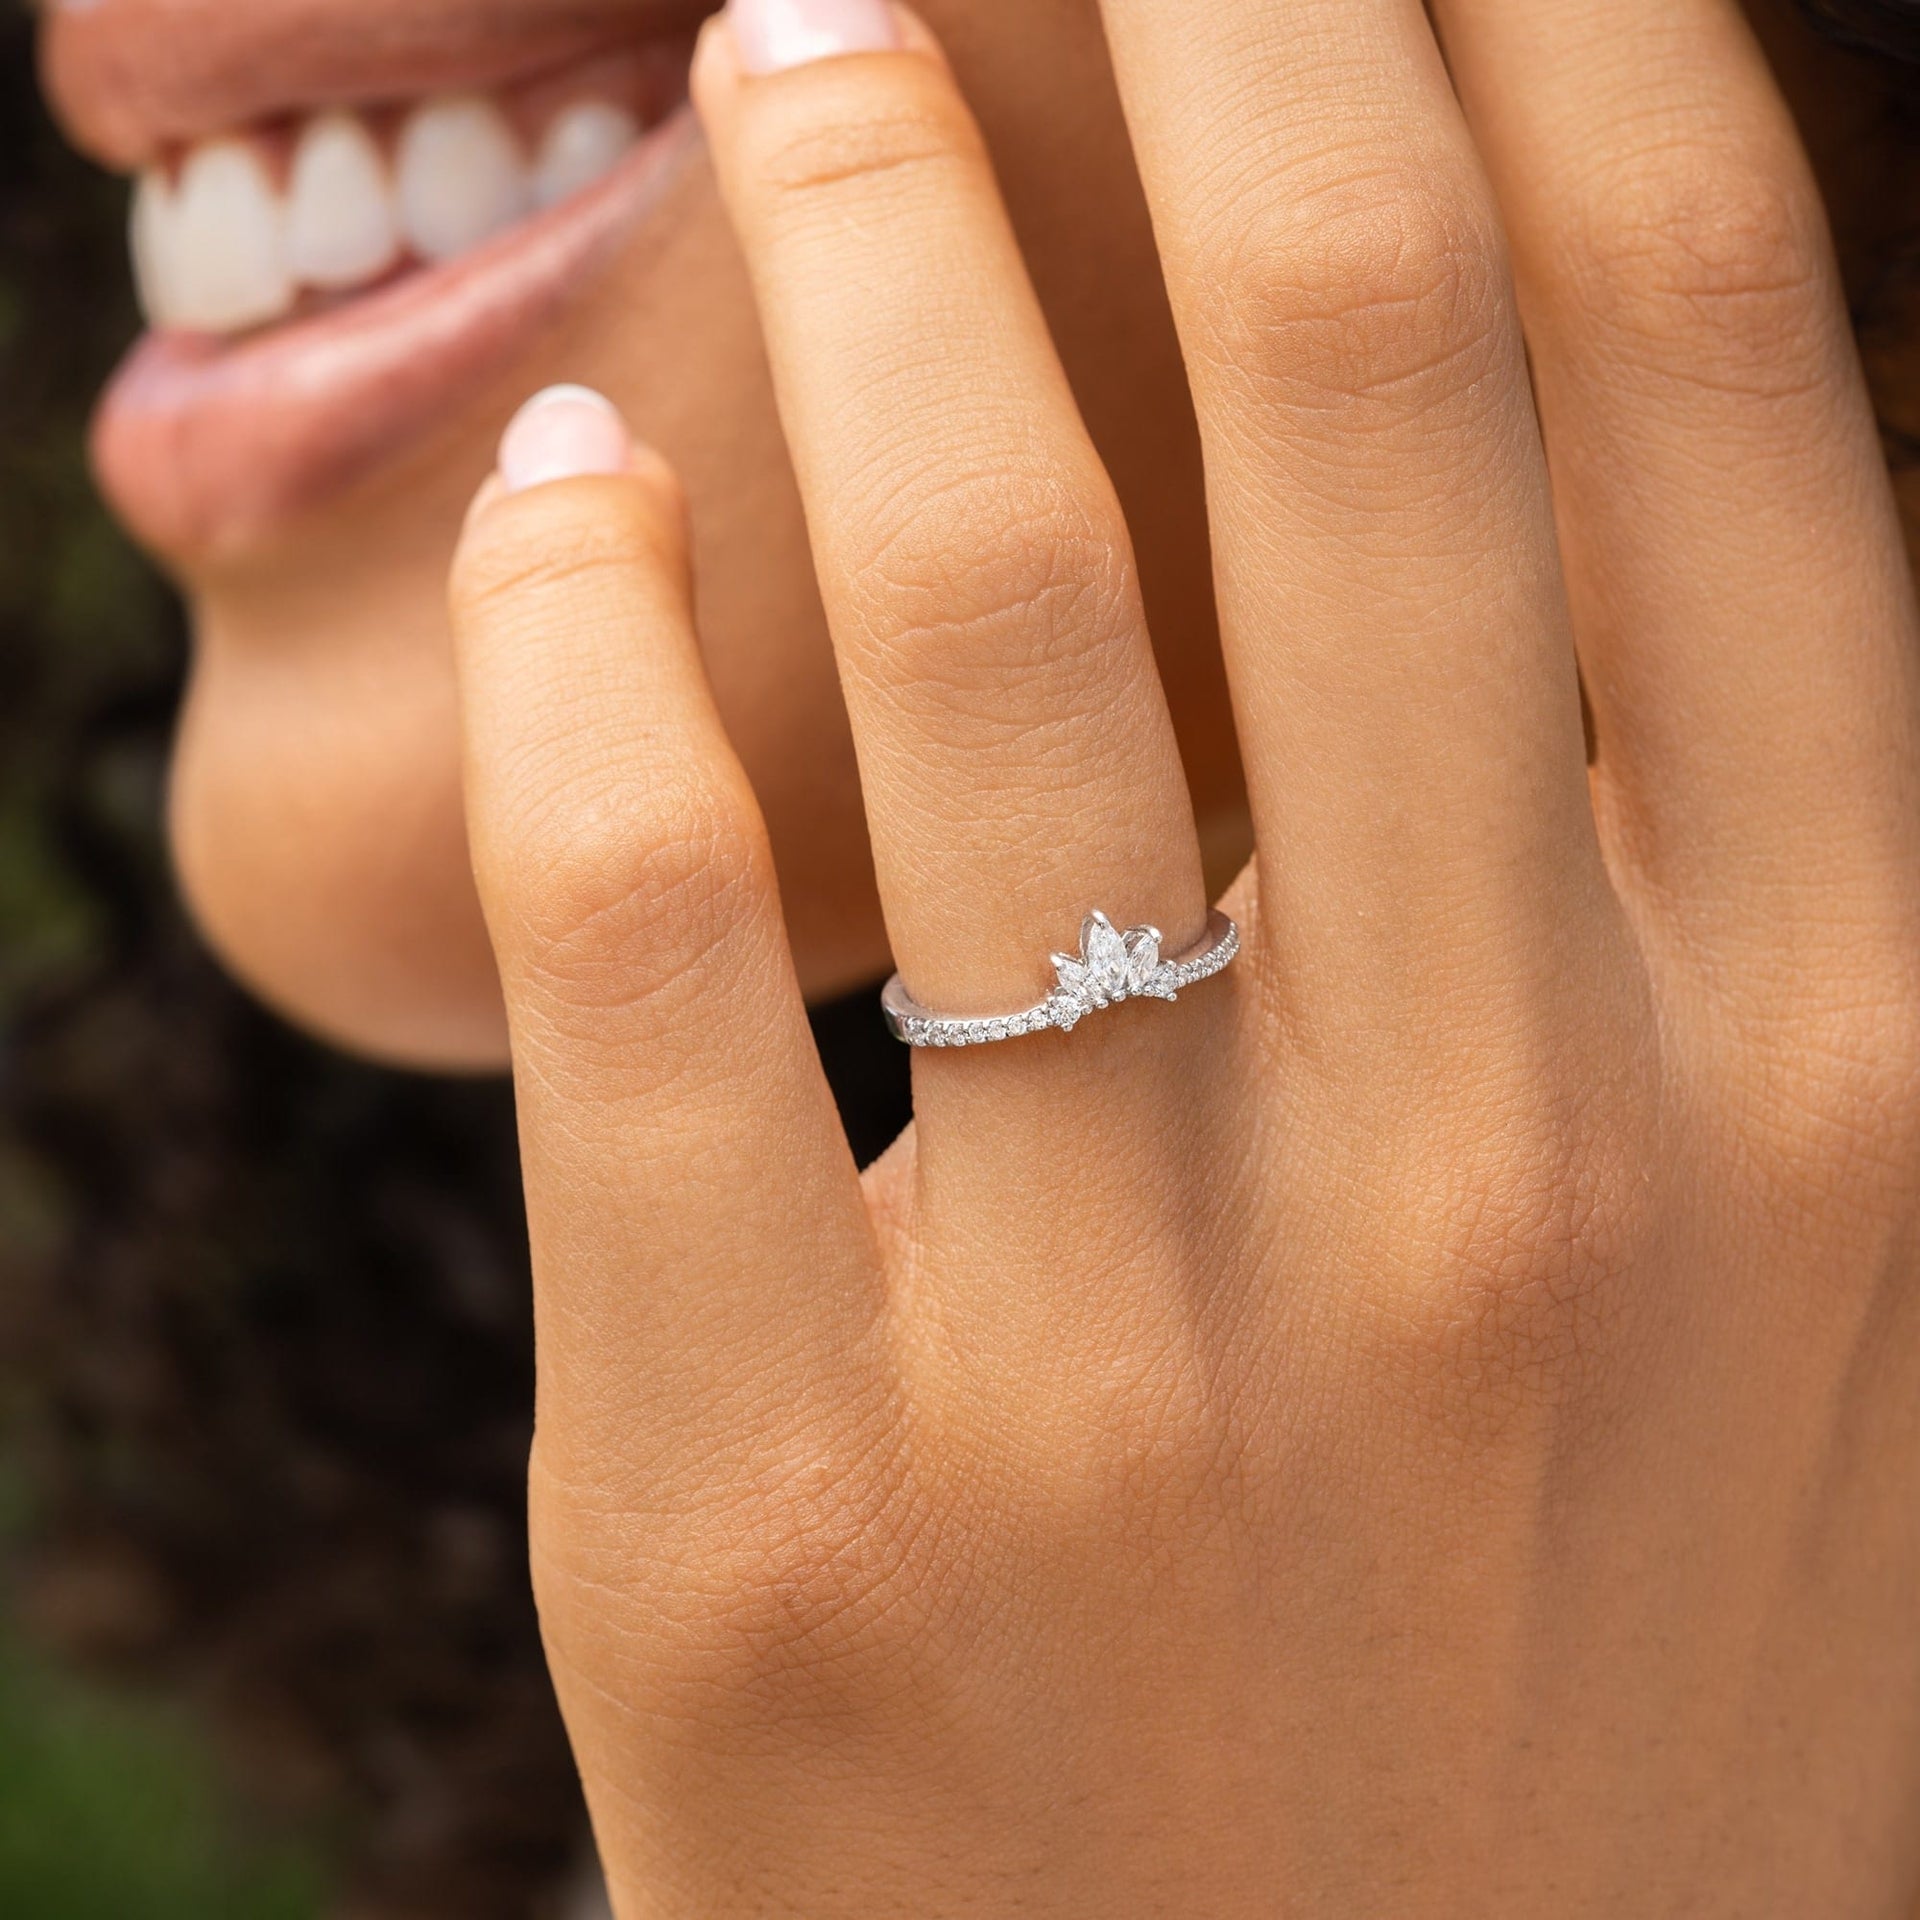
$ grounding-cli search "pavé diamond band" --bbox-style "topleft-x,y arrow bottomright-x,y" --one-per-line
882,908 -> 1240,1048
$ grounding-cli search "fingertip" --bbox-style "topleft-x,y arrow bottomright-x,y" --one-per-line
498,383 -> 637,493
727,0 -> 900,76
690,10 -> 738,112
462,388 -> 688,560
694,1 -> 941,119
887,9 -> 946,63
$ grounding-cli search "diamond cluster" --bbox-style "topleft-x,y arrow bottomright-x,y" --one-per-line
884,911 -> 1239,1048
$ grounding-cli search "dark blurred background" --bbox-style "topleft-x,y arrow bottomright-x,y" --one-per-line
0,10 -> 594,1915
0,10 -> 916,1905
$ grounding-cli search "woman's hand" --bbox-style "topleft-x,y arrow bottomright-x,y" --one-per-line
448,0 -> 1920,1910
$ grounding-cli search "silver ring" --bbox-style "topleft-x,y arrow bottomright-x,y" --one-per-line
882,909 -> 1239,1048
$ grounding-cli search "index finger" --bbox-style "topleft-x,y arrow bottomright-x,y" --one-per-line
449,401 -> 885,1496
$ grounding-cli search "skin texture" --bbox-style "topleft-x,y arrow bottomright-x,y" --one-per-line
440,1 -> 1920,1913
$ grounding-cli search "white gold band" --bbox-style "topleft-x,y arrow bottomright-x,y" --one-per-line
882,909 -> 1240,1048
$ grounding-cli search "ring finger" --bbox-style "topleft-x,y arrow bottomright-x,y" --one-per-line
694,4 -> 1224,1243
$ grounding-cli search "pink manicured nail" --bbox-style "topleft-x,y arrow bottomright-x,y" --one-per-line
497,385 -> 634,493
727,0 -> 901,75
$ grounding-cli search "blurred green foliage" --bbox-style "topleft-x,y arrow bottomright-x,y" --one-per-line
0,16 -> 575,1911
0,15 -> 325,1916
0,1628 -> 322,1920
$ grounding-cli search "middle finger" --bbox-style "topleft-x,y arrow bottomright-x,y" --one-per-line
1099,0 -> 1623,1069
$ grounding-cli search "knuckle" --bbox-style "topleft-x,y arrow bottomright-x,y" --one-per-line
690,1485 -> 929,1703
531,1437 -> 935,1732
1358,1069 -> 1655,1438
497,766 -> 771,1019
1563,138 -> 1833,384
851,473 -> 1143,729
1189,166 -> 1515,417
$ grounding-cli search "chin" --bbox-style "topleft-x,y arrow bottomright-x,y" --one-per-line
170,613 -> 891,1072
169,582 -> 513,1071
178,835 -> 514,1074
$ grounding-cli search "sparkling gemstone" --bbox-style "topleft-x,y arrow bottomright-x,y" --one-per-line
1124,927 -> 1162,993
1081,912 -> 1131,998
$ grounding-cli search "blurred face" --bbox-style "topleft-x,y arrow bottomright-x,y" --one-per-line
36,0 -> 1895,1071
38,0 -> 1232,1068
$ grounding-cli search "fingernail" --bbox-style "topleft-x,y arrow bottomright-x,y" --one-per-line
497,384 -> 634,493
727,0 -> 901,76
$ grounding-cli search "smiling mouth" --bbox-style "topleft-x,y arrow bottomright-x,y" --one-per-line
42,0 -> 717,564
128,39 -> 698,338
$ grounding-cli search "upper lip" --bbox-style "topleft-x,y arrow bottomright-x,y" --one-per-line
42,0 -> 718,171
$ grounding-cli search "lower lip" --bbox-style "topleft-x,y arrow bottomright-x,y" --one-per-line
92,105 -> 701,567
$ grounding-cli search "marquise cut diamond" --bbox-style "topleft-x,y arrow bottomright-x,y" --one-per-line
1051,911 -> 1173,1016
1084,913 -> 1130,989
1125,929 -> 1161,993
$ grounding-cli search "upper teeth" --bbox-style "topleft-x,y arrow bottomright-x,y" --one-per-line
394,97 -> 531,266
131,94 -> 642,335
288,113 -> 400,293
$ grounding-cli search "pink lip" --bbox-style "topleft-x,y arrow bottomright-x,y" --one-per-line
91,107 -> 701,565
42,0 -> 714,170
